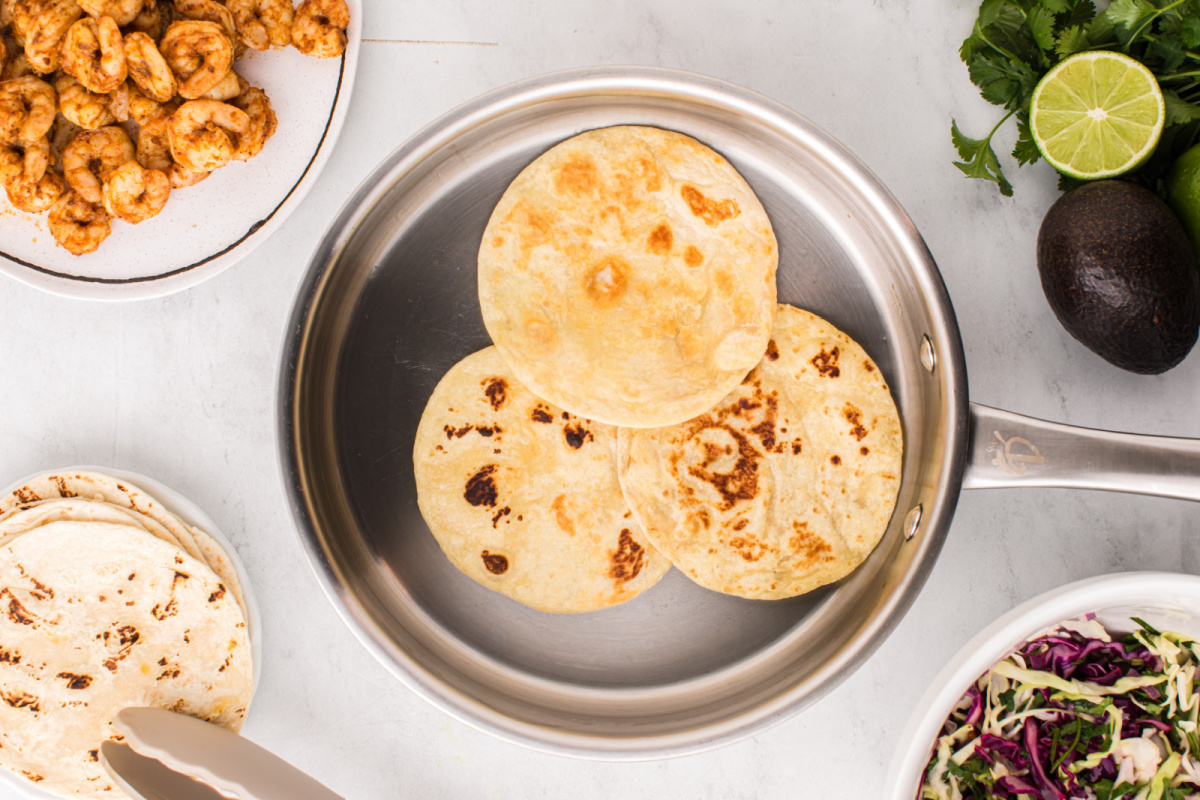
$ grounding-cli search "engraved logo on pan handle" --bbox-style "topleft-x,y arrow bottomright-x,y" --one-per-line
988,431 -> 1046,476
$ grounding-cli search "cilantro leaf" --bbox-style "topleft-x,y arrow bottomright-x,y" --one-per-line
1056,24 -> 1091,55
1152,31 -> 1187,73
1181,15 -> 1200,48
1039,0 -> 1070,11
1013,112 -> 1042,164
969,51 -> 1040,109
953,118 -> 1015,196
1107,0 -> 1156,29
1028,5 -> 1058,50
1067,0 -> 1097,28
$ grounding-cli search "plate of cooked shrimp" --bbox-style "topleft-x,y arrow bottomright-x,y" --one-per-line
0,0 -> 358,300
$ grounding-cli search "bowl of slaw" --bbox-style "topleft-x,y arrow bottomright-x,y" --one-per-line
886,572 -> 1200,800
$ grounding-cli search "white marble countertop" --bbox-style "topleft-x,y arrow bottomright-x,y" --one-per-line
4,1 -> 1200,797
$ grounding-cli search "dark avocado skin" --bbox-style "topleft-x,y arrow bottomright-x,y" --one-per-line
1037,180 -> 1200,374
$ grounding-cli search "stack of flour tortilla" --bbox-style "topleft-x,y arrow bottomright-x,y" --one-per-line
413,125 -> 903,613
0,471 -> 253,799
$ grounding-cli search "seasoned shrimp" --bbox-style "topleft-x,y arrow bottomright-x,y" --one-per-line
47,188 -> 109,253
61,124 -> 133,202
167,98 -> 247,172
124,30 -> 175,101
291,0 -> 347,58
1,41 -> 32,80
7,168 -> 63,211
77,0 -> 140,26
5,0 -> 48,47
0,75 -> 56,141
49,112 -> 81,163
0,134 -> 49,186
61,15 -> 126,94
127,0 -> 170,40
166,159 -> 207,187
229,81 -> 273,161
134,112 -> 169,169
126,82 -> 174,126
199,67 -> 238,100
101,159 -> 167,223
160,20 -> 233,99
23,0 -> 82,74
54,73 -> 113,128
227,0 -> 292,50
172,0 -> 238,51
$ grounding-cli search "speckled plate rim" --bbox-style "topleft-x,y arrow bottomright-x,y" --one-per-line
0,2 -> 361,302
0,464 -> 262,800
884,571 -> 1200,800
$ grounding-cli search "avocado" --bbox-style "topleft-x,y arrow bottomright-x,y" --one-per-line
1036,180 -> 1200,374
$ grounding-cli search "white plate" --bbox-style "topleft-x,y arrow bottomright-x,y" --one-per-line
885,572 -> 1200,800
0,465 -> 263,800
0,4 -> 360,301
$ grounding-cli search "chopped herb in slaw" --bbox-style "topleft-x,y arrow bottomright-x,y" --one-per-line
920,617 -> 1200,800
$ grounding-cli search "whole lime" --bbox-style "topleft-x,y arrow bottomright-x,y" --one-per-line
1166,142 -> 1200,259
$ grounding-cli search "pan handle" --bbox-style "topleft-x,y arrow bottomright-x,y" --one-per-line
964,403 -> 1200,502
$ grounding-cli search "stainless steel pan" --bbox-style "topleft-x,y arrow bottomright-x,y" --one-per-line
279,66 -> 1200,760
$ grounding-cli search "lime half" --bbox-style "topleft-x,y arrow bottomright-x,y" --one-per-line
1030,50 -> 1165,180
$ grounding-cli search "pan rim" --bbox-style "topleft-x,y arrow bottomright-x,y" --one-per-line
278,64 -> 971,759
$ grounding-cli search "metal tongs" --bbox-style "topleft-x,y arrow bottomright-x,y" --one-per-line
100,708 -> 344,800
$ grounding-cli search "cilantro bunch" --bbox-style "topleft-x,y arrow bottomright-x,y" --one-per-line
954,0 -> 1200,196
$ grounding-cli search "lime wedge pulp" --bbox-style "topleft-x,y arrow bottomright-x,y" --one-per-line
1030,50 -> 1165,181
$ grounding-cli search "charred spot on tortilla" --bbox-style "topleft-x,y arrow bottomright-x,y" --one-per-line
609,529 -> 645,583
464,465 -> 499,508
680,184 -> 739,226
483,378 -> 509,410
765,339 -> 779,361
812,347 -> 840,378
56,673 -> 92,690
531,405 -> 553,423
843,404 -> 869,441
481,550 -> 509,575
563,423 -> 594,449
647,221 -> 673,255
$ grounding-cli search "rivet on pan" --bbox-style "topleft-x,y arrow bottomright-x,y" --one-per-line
903,505 -> 923,541
920,336 -> 936,374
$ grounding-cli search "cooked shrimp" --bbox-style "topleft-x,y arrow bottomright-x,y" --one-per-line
227,0 -> 292,50
229,81 -> 273,161
160,20 -> 233,99
199,67 -> 238,100
23,0 -> 82,74
47,188 -> 109,253
54,73 -> 113,128
101,159 -> 167,222
61,15 -> 126,94
124,30 -> 175,101
166,159 -> 207,187
167,98 -> 247,172
135,111 -> 169,169
1,41 -> 32,80
7,168 -> 63,211
127,0 -> 170,40
49,112 -> 81,164
61,124 -> 132,202
0,75 -> 56,141
0,134 -> 49,186
291,0 -> 346,58
126,82 -> 174,126
172,0 -> 238,52
77,0 -> 140,25
5,0 -> 48,47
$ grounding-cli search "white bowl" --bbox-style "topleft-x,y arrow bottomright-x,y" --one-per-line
0,0 -> 361,300
885,572 -> 1200,800
0,465 -> 262,800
